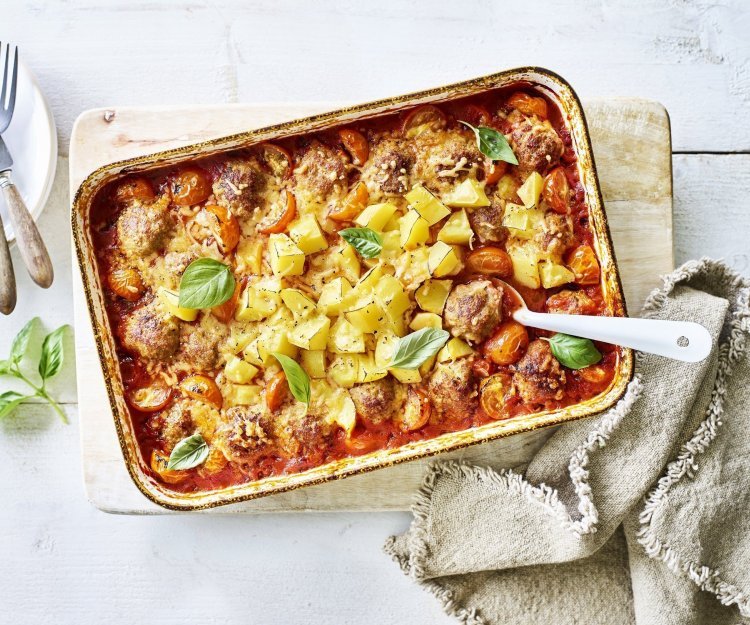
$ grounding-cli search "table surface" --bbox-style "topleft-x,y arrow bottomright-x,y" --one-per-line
2,1 -> 749,623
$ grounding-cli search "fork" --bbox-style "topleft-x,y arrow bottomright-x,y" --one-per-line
0,43 -> 53,312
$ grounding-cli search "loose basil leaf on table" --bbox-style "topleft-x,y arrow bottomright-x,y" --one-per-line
38,325 -> 67,380
178,258 -> 236,309
167,433 -> 210,470
459,121 -> 519,165
273,352 -> 311,405
390,328 -> 450,370
545,333 -> 602,370
0,391 -> 28,419
10,317 -> 37,364
339,227 -> 383,260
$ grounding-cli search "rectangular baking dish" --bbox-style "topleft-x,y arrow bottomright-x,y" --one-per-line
72,67 -> 633,510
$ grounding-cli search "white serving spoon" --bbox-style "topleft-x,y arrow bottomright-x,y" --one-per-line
499,281 -> 712,363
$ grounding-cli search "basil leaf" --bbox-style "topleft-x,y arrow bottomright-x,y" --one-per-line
546,333 -> 602,370
38,325 -> 68,380
0,360 -> 9,375
339,228 -> 382,259
0,391 -> 28,419
10,317 -> 37,364
460,121 -> 518,165
390,328 -> 450,370
273,353 -> 311,404
178,258 -> 235,309
167,433 -> 210,470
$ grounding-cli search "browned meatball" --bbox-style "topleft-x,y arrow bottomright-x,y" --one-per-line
294,141 -> 348,202
212,157 -> 268,219
360,138 -> 414,195
116,195 -> 173,257
274,407 -> 333,459
427,358 -> 477,420
349,378 -> 405,424
507,110 -> 564,174
468,196 -> 508,245
535,212 -> 574,260
413,130 -> 483,193
513,339 -> 566,405
443,280 -> 503,343
175,321 -> 228,372
120,301 -> 179,360
213,406 -> 271,465
153,400 -> 195,449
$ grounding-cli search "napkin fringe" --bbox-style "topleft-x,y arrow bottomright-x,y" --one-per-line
637,258 -> 750,617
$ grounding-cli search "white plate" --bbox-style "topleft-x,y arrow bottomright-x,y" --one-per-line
0,59 -> 57,244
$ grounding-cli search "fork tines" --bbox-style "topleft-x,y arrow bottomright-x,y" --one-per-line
0,42 -> 18,133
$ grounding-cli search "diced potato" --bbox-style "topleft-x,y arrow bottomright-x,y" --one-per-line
336,244 -> 361,283
415,279 -> 452,314
399,209 -> 430,249
437,209 -> 473,245
383,211 -> 401,232
288,214 -> 328,255
328,316 -> 366,354
280,288 -> 317,319
268,233 -> 305,276
390,367 -> 422,384
393,247 -> 431,290
409,312 -> 443,331
517,172 -> 544,208
539,262 -> 575,289
441,178 -> 490,208
355,202 -> 398,231
289,315 -> 331,350
157,287 -> 198,321
224,356 -> 259,384
437,337 -> 474,362
428,241 -> 461,277
229,384 -> 263,407
508,243 -> 541,289
235,284 -> 280,322
345,298 -> 383,334
380,230 -> 401,262
353,264 -> 385,297
375,275 -> 411,317
374,333 -> 398,368
313,380 -> 357,434
245,310 -> 298,366
301,350 -> 326,379
357,353 -> 389,383
317,277 -> 352,317
328,393 -> 357,435
495,174 -> 519,201
406,184 -> 451,225
236,238 -> 264,275
502,203 -> 545,239
330,355 -> 359,388
227,326 -> 258,354
418,353 -> 437,377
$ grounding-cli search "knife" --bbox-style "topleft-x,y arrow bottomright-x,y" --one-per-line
0,134 -> 54,289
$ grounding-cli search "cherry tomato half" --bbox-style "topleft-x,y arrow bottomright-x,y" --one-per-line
265,371 -> 289,412
484,321 -> 529,366
115,177 -> 155,204
460,103 -> 492,128
507,92 -> 548,120
258,143 -> 293,179
150,450 -> 185,484
171,167 -> 212,206
212,280 -> 242,323
328,181 -> 368,222
546,289 -> 598,315
542,167 -> 570,215
338,128 -> 369,166
204,203 -> 240,253
479,373 -> 515,420
578,364 -> 613,385
484,160 -> 507,186
567,245 -> 600,285
402,104 -> 447,139
466,247 -> 513,277
108,267 -> 144,302
396,388 -> 431,432
127,381 -> 172,413
258,191 -> 297,235
180,374 -> 223,409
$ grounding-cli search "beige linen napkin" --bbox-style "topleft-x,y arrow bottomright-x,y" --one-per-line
385,259 -> 750,625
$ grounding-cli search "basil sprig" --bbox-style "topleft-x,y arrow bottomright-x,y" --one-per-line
167,433 -> 209,470
545,333 -> 602,370
460,121 -> 518,165
0,317 -> 69,422
273,353 -> 311,405
339,227 -> 383,259
178,258 -> 236,309
390,328 -> 450,370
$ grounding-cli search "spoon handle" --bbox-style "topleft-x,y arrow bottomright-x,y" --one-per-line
515,310 -> 712,363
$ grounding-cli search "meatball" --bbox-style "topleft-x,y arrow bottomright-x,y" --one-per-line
546,290 -> 597,315
349,378 -> 405,424
506,110 -> 564,174
513,339 -> 566,405
213,406 -> 271,465
443,280 -> 503,343
120,301 -> 179,360
273,404 -> 333,459
212,157 -> 268,219
468,196 -> 508,245
413,130 -> 483,193
116,195 -> 173,257
294,141 -> 348,203
360,138 -> 414,196
152,400 -> 194,449
536,212 -> 574,260
427,358 -> 477,420
175,321 -> 227,372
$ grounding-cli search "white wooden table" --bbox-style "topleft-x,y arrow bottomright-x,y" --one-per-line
2,1 -> 749,624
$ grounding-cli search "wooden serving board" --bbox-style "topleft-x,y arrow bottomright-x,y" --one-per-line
71,99 -> 673,514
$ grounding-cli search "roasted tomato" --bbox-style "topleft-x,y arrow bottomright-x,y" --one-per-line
472,356 -> 494,378
212,280 -> 241,323
396,387 -> 431,432
402,104 -> 447,138
338,128 -> 369,166
484,321 -> 529,366
507,91 -> 548,120
328,180 -> 368,222
513,284 -> 547,313
484,160 -> 507,185
171,167 -> 211,206
259,143 -> 293,179
466,247 -> 513,277
180,374 -> 223,409
542,167 -> 570,215
204,204 -> 240,253
546,289 -> 598,315
259,190 -> 296,235
108,267 -> 144,302
343,429 -> 388,455
479,373 -> 514,420
460,103 -> 492,127
567,245 -> 600,285
115,177 -> 155,204
578,364 -> 613,385
127,381 -> 172,413
265,371 -> 289,412
150,449 -> 184,484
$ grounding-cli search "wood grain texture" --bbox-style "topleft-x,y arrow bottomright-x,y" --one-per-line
0,210 -> 17,314
70,98 -> 673,514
